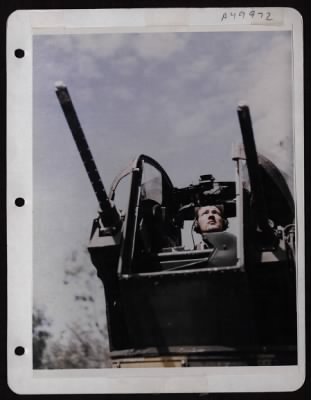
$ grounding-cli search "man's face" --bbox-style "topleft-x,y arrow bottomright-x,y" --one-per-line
197,206 -> 224,233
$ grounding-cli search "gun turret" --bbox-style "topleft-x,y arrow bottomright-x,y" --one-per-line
237,103 -> 277,248
55,83 -> 121,231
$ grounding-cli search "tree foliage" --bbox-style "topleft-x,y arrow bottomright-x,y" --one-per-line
33,248 -> 111,369
43,323 -> 111,369
32,307 -> 52,369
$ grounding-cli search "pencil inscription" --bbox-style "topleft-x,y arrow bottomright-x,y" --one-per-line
221,10 -> 273,22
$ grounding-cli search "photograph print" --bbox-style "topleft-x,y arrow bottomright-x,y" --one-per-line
33,28 -> 298,370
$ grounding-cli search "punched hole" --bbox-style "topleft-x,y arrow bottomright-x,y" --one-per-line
15,346 -> 25,356
14,49 -> 25,58
15,197 -> 25,207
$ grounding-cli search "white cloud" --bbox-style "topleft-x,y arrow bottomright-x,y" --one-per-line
34,35 -> 75,55
114,55 -> 139,76
237,34 -> 293,178
133,33 -> 190,60
73,34 -> 127,57
112,86 -> 135,101
176,56 -> 213,82
76,52 -> 103,80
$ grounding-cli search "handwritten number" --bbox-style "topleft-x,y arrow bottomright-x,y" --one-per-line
221,9 -> 273,23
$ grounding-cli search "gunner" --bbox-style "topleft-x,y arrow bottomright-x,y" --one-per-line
194,205 -> 229,249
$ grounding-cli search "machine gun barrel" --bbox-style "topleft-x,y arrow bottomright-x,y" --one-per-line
237,103 -> 273,237
55,83 -> 120,228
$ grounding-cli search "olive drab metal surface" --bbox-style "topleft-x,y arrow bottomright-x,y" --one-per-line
56,84 -> 297,367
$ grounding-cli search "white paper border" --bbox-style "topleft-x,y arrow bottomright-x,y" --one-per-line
7,7 -> 305,394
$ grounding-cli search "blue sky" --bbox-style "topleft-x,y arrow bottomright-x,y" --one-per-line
33,30 -> 293,336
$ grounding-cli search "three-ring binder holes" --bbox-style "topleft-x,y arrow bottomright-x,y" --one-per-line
14,49 -> 25,58
15,197 -> 25,207
12,48 -> 27,361
15,346 -> 25,356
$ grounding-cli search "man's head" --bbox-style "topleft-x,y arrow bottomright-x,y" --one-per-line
194,205 -> 228,234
